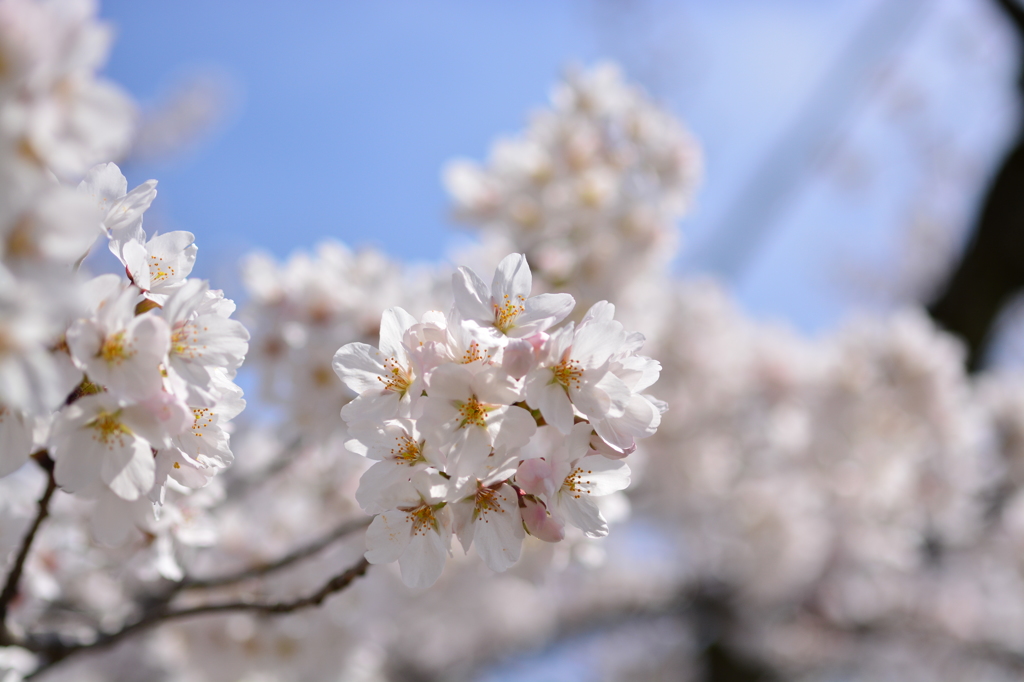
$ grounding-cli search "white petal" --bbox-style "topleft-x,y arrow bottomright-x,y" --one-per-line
365,510 -> 412,565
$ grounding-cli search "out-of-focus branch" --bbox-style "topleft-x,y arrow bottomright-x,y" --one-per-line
24,557 -> 371,678
927,0 -> 1024,369
178,516 -> 371,591
0,453 -> 57,641
993,0 -> 1024,36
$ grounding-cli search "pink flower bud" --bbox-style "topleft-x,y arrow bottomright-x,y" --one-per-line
502,337 -> 535,379
521,496 -> 564,543
516,457 -> 557,498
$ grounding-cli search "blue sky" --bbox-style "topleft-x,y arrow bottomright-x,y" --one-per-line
99,0 -> 1018,334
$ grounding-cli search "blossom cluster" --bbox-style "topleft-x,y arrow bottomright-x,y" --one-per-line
333,253 -> 663,587
0,0 -> 247,564
6,4 -> 1024,681
445,62 -> 701,310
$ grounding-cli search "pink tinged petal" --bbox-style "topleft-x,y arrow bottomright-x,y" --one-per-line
365,510 -> 413,565
581,300 -> 616,326
378,307 -> 416,360
491,253 -> 531,302
564,422 -> 595,462
145,231 -> 197,287
0,408 -> 34,477
572,320 -> 625,368
399,527 -> 449,588
426,363 -> 475,401
176,316 -> 250,370
65,318 -> 103,369
344,437 -> 369,457
79,162 -> 128,211
502,337 -> 535,379
115,314 -> 172,400
492,405 -> 537,451
572,371 -> 631,421
559,494 -> 608,538
332,342 -> 386,394
472,485 -> 524,572
340,390 -> 400,425
512,293 -> 575,336
575,456 -> 631,496
477,446 -> 520,484
625,355 -> 661,393
592,394 -> 660,449
131,393 -> 192,442
122,239 -> 151,288
411,469 -> 452,503
156,449 -> 211,491
356,461 -> 422,515
452,499 -> 477,551
526,372 -> 573,435
448,426 -> 492,480
590,432 -> 636,460
418,397 -> 460,448
522,496 -> 565,542
516,458 -> 557,498
472,366 -> 521,405
452,266 -> 493,323
162,278 -> 207,325
103,439 -> 155,501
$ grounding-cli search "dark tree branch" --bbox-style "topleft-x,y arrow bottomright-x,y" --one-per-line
25,557 -> 371,677
178,516 -> 371,591
0,455 -> 57,639
927,0 -> 1024,369
993,0 -> 1024,38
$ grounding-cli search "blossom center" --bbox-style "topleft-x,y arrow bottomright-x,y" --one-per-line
192,407 -> 215,437
460,340 -> 492,365
472,485 -> 504,522
456,395 -> 492,429
377,356 -> 412,396
551,357 -> 583,391
562,465 -> 594,500
149,254 -> 175,284
171,322 -> 201,359
87,411 -> 131,446
390,434 -> 423,466
493,294 -> 526,333
408,504 -> 440,536
100,331 -> 134,365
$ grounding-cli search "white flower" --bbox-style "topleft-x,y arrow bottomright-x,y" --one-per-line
77,162 -> 156,252
347,418 -> 444,514
121,231 -> 197,297
517,422 -> 629,538
452,253 -> 574,341
333,307 -> 421,423
524,306 -> 631,434
418,362 -> 536,481
49,393 -> 172,501
169,371 -> 245,468
66,284 -> 170,400
163,278 -> 249,402
451,481 -> 524,572
364,471 -> 453,588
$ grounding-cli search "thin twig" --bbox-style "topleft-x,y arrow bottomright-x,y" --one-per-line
26,557 -> 371,677
0,456 -> 57,635
179,516 -> 371,590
